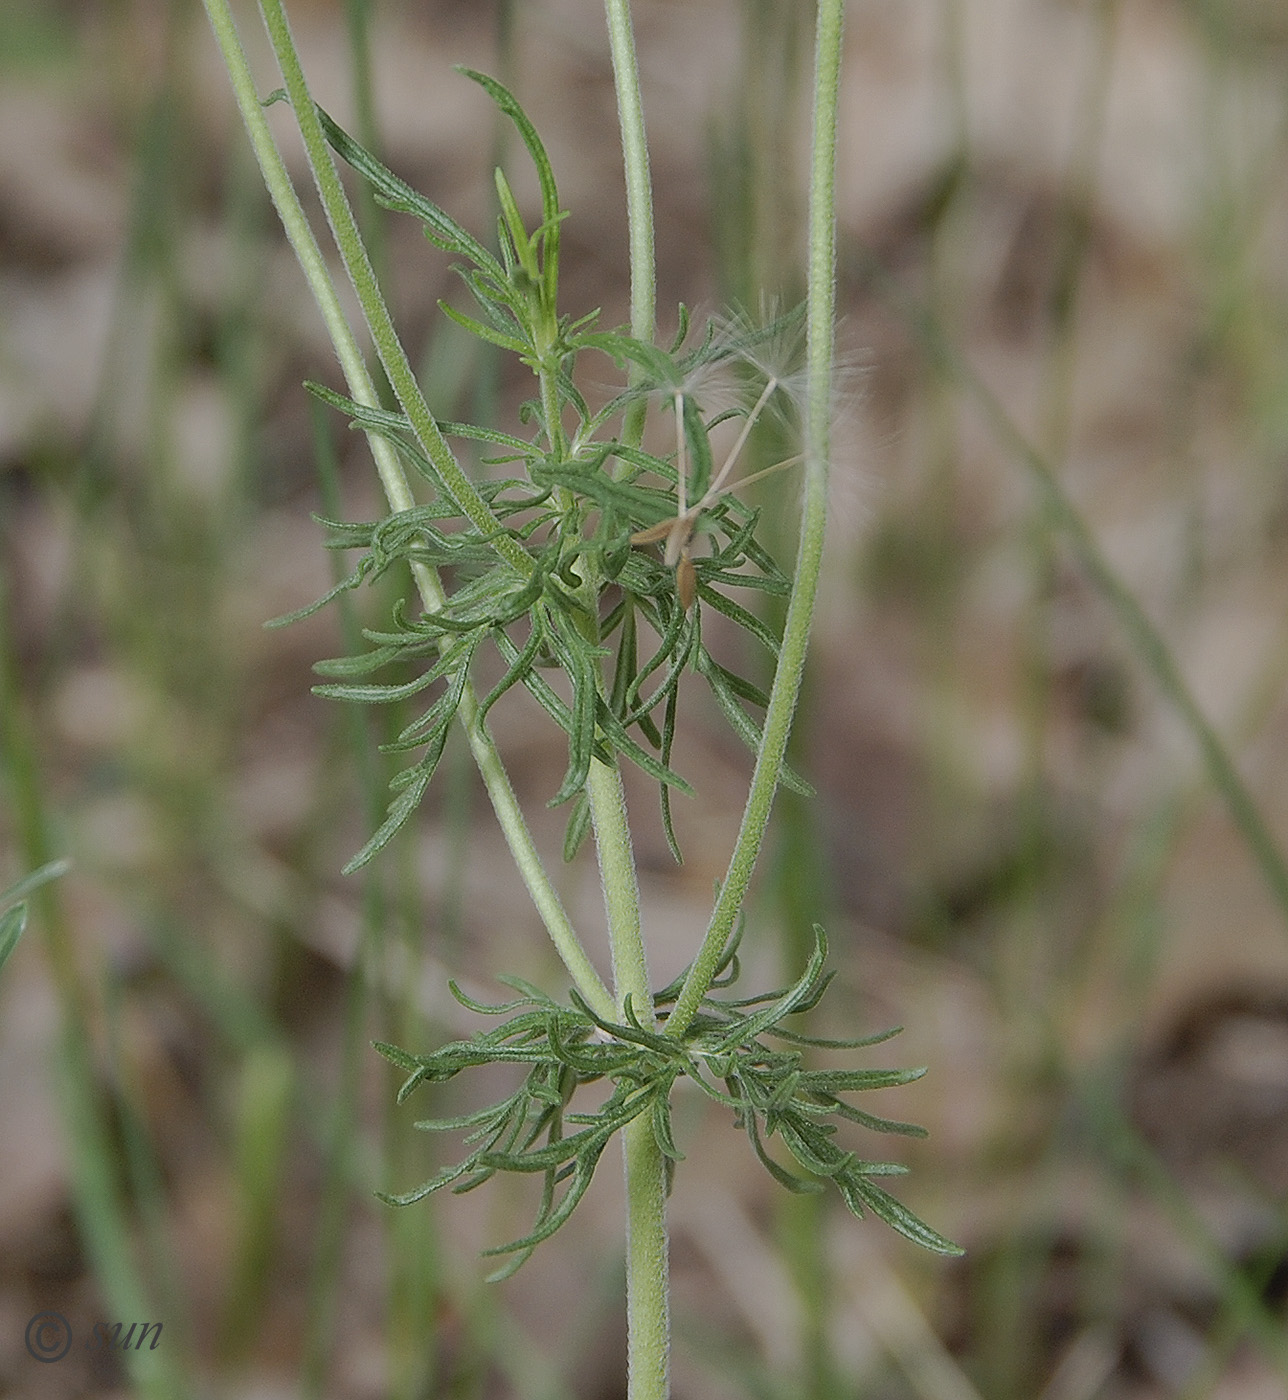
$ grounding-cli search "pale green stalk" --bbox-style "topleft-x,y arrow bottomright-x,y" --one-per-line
620,1102 -> 670,1400
257,0 -> 528,575
603,0 -> 655,359
202,0 -> 614,1022
602,5 -> 668,1398
587,761 -> 650,1018
604,0 -> 655,453
589,744 -> 663,1400
667,0 -> 844,1039
523,178 -> 651,1032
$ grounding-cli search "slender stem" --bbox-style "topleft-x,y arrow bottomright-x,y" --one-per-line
586,752 -> 665,1400
602,4 -> 668,1397
587,760 -> 650,1020
604,0 -> 655,448
604,0 -> 655,347
667,0 -> 844,1039
621,1113 -> 670,1400
203,0 -> 614,1022
258,0 -> 530,577
463,691 -> 614,1018
585,747 -> 662,1400
205,0 -> 410,514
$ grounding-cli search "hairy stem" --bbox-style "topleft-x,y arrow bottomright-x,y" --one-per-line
667,0 -> 844,1039
604,0 -> 655,352
203,0 -> 614,1021
622,1111 -> 670,1400
604,0 -> 655,449
587,760 -> 650,1022
603,4 -> 668,1397
258,0 -> 530,577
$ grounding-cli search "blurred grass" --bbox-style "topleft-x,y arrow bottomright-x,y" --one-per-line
3,1 -> 1288,1398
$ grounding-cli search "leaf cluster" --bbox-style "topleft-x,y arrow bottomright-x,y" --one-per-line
285,73 -> 809,870
375,926 -> 961,1278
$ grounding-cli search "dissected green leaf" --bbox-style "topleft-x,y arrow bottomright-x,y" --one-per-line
317,105 -> 502,278
562,790 -> 592,863
680,391 -> 714,504
696,648 -> 814,796
457,68 -> 561,235
439,301 -> 530,356
378,926 -> 959,1274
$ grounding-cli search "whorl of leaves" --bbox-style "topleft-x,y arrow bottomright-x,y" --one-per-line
374,926 -> 962,1280
276,74 -> 810,872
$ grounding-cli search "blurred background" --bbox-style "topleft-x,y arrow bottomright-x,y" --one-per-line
4,0 -> 1288,1396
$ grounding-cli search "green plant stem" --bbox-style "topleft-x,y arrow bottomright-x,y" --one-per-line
667,0 -> 843,1039
463,691 -> 613,1018
604,0 -> 655,449
259,0 -> 529,575
602,5 -> 668,1397
586,760 -> 650,1020
603,0 -> 655,357
585,0 -> 652,1031
622,1111 -> 671,1400
203,0 -> 614,1022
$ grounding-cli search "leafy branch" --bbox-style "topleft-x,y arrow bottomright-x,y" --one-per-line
204,9 -> 956,1381
287,96 -> 811,869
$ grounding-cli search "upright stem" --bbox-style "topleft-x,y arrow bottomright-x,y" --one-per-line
602,5 -> 669,1398
621,1107 -> 670,1400
587,761 -> 650,1018
667,0 -> 844,1039
202,0 -> 614,1022
604,0 -> 656,451
258,0 -> 530,577
604,0 -> 655,358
